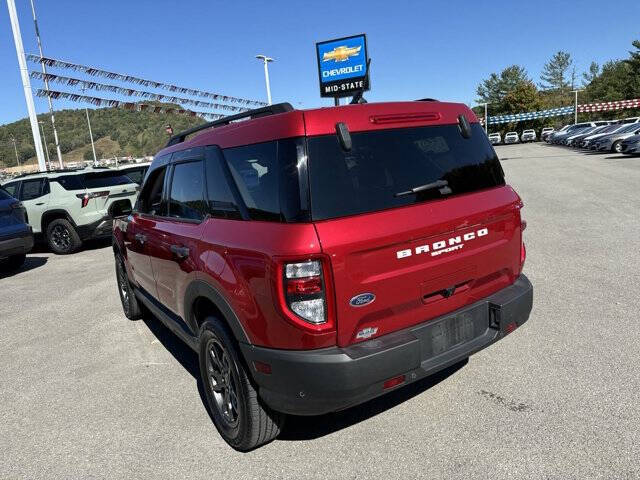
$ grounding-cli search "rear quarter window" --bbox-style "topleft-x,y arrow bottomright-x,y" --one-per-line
84,171 -> 134,189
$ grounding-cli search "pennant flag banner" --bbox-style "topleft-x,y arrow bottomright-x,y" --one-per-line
36,89 -> 226,121
577,98 -> 640,113
30,71 -> 251,113
488,106 -> 574,125
27,54 -> 266,107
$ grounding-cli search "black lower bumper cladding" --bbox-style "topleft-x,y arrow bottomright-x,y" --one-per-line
241,274 -> 533,416
0,229 -> 34,259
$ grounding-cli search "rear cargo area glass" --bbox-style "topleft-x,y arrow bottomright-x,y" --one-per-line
307,124 -> 504,220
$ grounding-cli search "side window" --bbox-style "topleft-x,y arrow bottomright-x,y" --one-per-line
55,175 -> 85,191
204,147 -> 241,220
3,182 -> 20,198
137,166 -> 168,216
21,179 -> 47,201
167,161 -> 205,221
224,141 -> 280,221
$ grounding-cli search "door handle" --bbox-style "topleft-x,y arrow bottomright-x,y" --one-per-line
35,202 -> 45,206
170,244 -> 190,260
134,233 -> 146,244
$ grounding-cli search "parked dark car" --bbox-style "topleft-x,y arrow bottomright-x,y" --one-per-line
0,186 -> 33,270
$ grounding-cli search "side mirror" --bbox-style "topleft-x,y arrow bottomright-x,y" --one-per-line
109,199 -> 133,218
458,114 -> 472,139
335,122 -> 352,151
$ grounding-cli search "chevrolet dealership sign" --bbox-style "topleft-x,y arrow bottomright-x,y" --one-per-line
316,34 -> 369,98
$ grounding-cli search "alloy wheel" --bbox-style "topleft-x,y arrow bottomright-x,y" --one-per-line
51,224 -> 71,251
205,338 -> 240,427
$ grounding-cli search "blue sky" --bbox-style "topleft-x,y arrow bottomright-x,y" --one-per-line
1,0 -> 639,125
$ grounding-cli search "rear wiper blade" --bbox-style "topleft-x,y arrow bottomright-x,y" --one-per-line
394,180 -> 452,197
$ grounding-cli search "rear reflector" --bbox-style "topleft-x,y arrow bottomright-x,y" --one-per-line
383,375 -> 406,390
504,322 -> 518,335
253,361 -> 272,374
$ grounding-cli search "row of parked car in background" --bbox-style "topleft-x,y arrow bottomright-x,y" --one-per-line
0,162 -> 148,270
488,128 -> 546,145
544,117 -> 640,153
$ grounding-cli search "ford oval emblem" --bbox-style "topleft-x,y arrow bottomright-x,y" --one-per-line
350,293 -> 376,307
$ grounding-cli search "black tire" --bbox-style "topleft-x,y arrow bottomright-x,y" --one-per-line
199,317 -> 283,451
1,254 -> 26,271
612,140 -> 623,153
46,218 -> 82,254
115,253 -> 142,320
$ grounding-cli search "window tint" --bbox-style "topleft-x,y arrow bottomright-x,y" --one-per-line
307,123 -> 505,221
168,161 -> 205,221
205,147 -> 241,220
54,175 -> 85,191
3,182 -> 19,197
21,179 -> 47,201
137,166 -> 167,216
84,171 -> 133,189
122,167 -> 147,185
223,138 -> 309,222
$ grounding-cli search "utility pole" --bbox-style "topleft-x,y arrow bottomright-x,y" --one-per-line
38,120 -> 50,169
29,0 -> 63,169
11,136 -> 20,166
7,0 -> 46,172
255,55 -> 274,105
571,89 -> 583,124
81,88 -> 98,165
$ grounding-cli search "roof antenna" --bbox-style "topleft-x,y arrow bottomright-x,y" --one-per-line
350,58 -> 371,105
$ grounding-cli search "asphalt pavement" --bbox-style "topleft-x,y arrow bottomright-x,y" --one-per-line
1,143 -> 639,479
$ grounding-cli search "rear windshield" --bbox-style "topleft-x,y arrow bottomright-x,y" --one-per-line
54,171 -> 134,190
307,123 -> 505,221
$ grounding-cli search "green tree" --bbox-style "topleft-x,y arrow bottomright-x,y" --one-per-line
624,39 -> 640,96
582,61 -> 600,87
539,51 -> 573,93
476,65 -> 531,106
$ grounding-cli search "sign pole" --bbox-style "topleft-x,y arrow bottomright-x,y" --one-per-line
7,0 -> 46,172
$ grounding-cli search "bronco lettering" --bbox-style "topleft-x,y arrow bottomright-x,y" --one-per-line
396,228 -> 489,259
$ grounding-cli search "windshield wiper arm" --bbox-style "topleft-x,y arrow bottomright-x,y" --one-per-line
394,180 -> 451,197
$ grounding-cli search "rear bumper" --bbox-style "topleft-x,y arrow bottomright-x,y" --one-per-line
241,274 -> 533,416
0,228 -> 34,259
77,216 -> 113,240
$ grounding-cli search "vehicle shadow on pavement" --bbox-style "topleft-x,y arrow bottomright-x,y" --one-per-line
139,310 -> 469,442
0,255 -> 48,278
279,360 -> 468,441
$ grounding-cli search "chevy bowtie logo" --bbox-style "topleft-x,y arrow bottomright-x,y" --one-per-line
322,45 -> 361,62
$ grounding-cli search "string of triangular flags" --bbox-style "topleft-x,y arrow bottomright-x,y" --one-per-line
482,98 -> 640,125
35,89 -> 226,120
30,72 -> 250,113
26,54 -> 266,107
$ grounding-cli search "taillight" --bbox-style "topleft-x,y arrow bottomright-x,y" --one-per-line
278,258 -> 335,331
76,191 -> 109,208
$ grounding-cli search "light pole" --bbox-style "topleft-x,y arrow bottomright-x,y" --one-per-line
571,89 -> 583,124
10,136 -> 20,166
483,102 -> 488,133
255,54 -> 274,105
38,120 -> 50,169
6,0 -> 46,171
29,0 -> 63,168
82,88 -> 98,165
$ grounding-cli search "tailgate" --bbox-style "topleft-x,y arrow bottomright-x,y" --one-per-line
314,187 -> 523,347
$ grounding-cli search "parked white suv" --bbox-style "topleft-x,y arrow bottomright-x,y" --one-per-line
521,129 -> 537,142
1,169 -> 138,254
504,132 -> 519,144
541,127 -> 554,141
488,132 -> 501,145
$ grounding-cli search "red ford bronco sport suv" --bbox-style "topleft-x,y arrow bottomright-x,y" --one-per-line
113,101 -> 533,450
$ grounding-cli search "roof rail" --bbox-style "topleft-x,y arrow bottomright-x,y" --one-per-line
14,168 -> 83,179
166,102 -> 295,147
